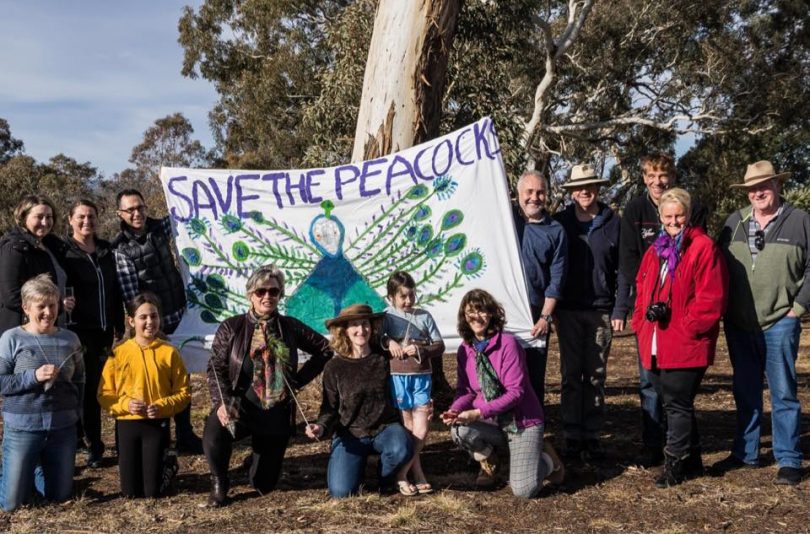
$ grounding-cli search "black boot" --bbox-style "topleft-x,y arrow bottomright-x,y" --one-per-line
207,475 -> 230,507
683,448 -> 703,479
655,452 -> 686,488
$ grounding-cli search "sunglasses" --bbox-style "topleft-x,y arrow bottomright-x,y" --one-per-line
254,287 -> 281,298
754,230 -> 765,251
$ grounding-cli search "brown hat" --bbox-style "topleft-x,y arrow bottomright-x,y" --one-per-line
562,164 -> 609,189
324,303 -> 385,329
730,160 -> 791,189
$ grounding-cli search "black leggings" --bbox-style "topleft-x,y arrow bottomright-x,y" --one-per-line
202,410 -> 289,493
75,327 -> 114,451
117,419 -> 170,498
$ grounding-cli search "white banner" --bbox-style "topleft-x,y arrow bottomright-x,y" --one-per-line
161,117 -> 537,372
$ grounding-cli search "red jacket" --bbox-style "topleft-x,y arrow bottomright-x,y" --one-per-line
631,226 -> 728,370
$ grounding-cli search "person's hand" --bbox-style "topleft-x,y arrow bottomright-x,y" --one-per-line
35,364 -> 57,383
389,340 -> 406,359
63,295 -> 76,313
145,404 -> 159,419
216,403 -> 232,427
305,423 -> 323,440
611,319 -> 625,332
402,344 -> 418,357
456,409 -> 482,424
531,317 -> 550,337
128,399 -> 146,416
440,409 -> 459,425
787,309 -> 799,318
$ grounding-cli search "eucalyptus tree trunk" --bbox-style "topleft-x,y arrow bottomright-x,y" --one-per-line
351,0 -> 462,162
352,0 -> 462,401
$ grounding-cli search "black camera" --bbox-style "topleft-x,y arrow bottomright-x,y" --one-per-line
645,302 -> 670,323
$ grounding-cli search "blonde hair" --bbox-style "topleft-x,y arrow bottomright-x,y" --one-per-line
14,195 -> 56,227
21,274 -> 59,308
658,188 -> 692,218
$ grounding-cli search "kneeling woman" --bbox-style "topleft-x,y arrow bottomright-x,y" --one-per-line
0,275 -> 84,512
442,289 -> 563,498
631,188 -> 728,488
306,304 -> 413,497
98,292 -> 190,498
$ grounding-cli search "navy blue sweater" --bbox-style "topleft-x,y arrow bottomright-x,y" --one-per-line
554,203 -> 628,318
514,207 -> 568,309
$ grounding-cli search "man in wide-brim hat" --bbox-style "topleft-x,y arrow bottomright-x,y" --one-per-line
714,159 -> 808,486
553,163 -> 628,461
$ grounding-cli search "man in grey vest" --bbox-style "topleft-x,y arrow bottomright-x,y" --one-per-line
113,188 -> 202,453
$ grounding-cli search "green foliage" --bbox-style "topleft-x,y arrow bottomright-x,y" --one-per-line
0,152 -> 101,234
0,118 -> 24,165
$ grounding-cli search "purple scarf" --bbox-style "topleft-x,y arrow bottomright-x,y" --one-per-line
653,231 -> 684,278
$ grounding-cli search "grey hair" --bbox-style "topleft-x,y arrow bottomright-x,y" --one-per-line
516,170 -> 549,192
21,274 -> 59,307
246,264 -> 286,298
658,188 -> 692,219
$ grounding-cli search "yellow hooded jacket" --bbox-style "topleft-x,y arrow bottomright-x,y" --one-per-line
98,338 -> 190,420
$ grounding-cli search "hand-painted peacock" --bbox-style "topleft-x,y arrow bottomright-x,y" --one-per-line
181,175 -> 486,334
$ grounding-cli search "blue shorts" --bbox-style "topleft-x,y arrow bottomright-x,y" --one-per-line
390,374 -> 432,410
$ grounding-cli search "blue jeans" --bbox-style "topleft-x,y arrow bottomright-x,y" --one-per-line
638,354 -> 664,449
327,423 -> 412,498
725,316 -> 802,468
0,425 -> 77,512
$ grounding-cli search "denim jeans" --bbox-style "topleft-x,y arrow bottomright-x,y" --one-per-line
556,309 -> 612,440
327,423 -> 412,498
0,425 -> 77,512
725,315 -> 802,468
637,344 -> 665,449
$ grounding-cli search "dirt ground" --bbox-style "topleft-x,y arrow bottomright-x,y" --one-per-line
1,325 -> 809,534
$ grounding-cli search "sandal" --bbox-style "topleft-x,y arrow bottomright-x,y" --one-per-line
397,481 -> 418,496
415,482 -> 434,494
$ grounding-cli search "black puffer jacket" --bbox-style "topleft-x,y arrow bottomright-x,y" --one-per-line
112,217 -> 186,319
0,226 -> 61,334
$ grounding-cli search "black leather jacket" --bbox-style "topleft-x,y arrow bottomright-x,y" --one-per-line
207,312 -> 333,422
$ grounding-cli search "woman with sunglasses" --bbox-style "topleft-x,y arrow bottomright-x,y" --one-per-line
202,264 -> 334,507
631,188 -> 728,488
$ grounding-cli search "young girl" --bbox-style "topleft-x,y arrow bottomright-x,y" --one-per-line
98,292 -> 190,498
383,271 -> 445,495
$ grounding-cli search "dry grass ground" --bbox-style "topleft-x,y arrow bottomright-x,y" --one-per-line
1,324 -> 809,533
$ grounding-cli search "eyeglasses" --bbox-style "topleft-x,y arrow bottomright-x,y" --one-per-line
464,309 -> 491,319
118,205 -> 147,215
253,287 -> 281,298
754,230 -> 765,251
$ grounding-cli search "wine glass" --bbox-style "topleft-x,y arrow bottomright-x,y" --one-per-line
65,286 -> 76,326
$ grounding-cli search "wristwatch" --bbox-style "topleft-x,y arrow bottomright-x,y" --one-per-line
540,314 -> 553,323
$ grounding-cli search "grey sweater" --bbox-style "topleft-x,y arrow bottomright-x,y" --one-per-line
0,327 -> 84,431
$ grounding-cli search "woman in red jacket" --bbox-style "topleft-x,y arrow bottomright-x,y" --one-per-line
631,188 -> 728,488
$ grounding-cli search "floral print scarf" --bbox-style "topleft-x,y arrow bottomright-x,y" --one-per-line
249,311 -> 290,409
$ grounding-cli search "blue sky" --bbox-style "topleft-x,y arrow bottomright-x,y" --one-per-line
0,1 -> 217,177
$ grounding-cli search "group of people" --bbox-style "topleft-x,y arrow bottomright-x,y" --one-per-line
0,153 -> 806,511
514,155 -> 806,488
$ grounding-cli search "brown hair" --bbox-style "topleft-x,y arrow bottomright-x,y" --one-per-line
386,271 -> 416,299
640,154 -> 675,176
456,289 -> 506,344
68,198 -> 99,218
14,195 -> 57,227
